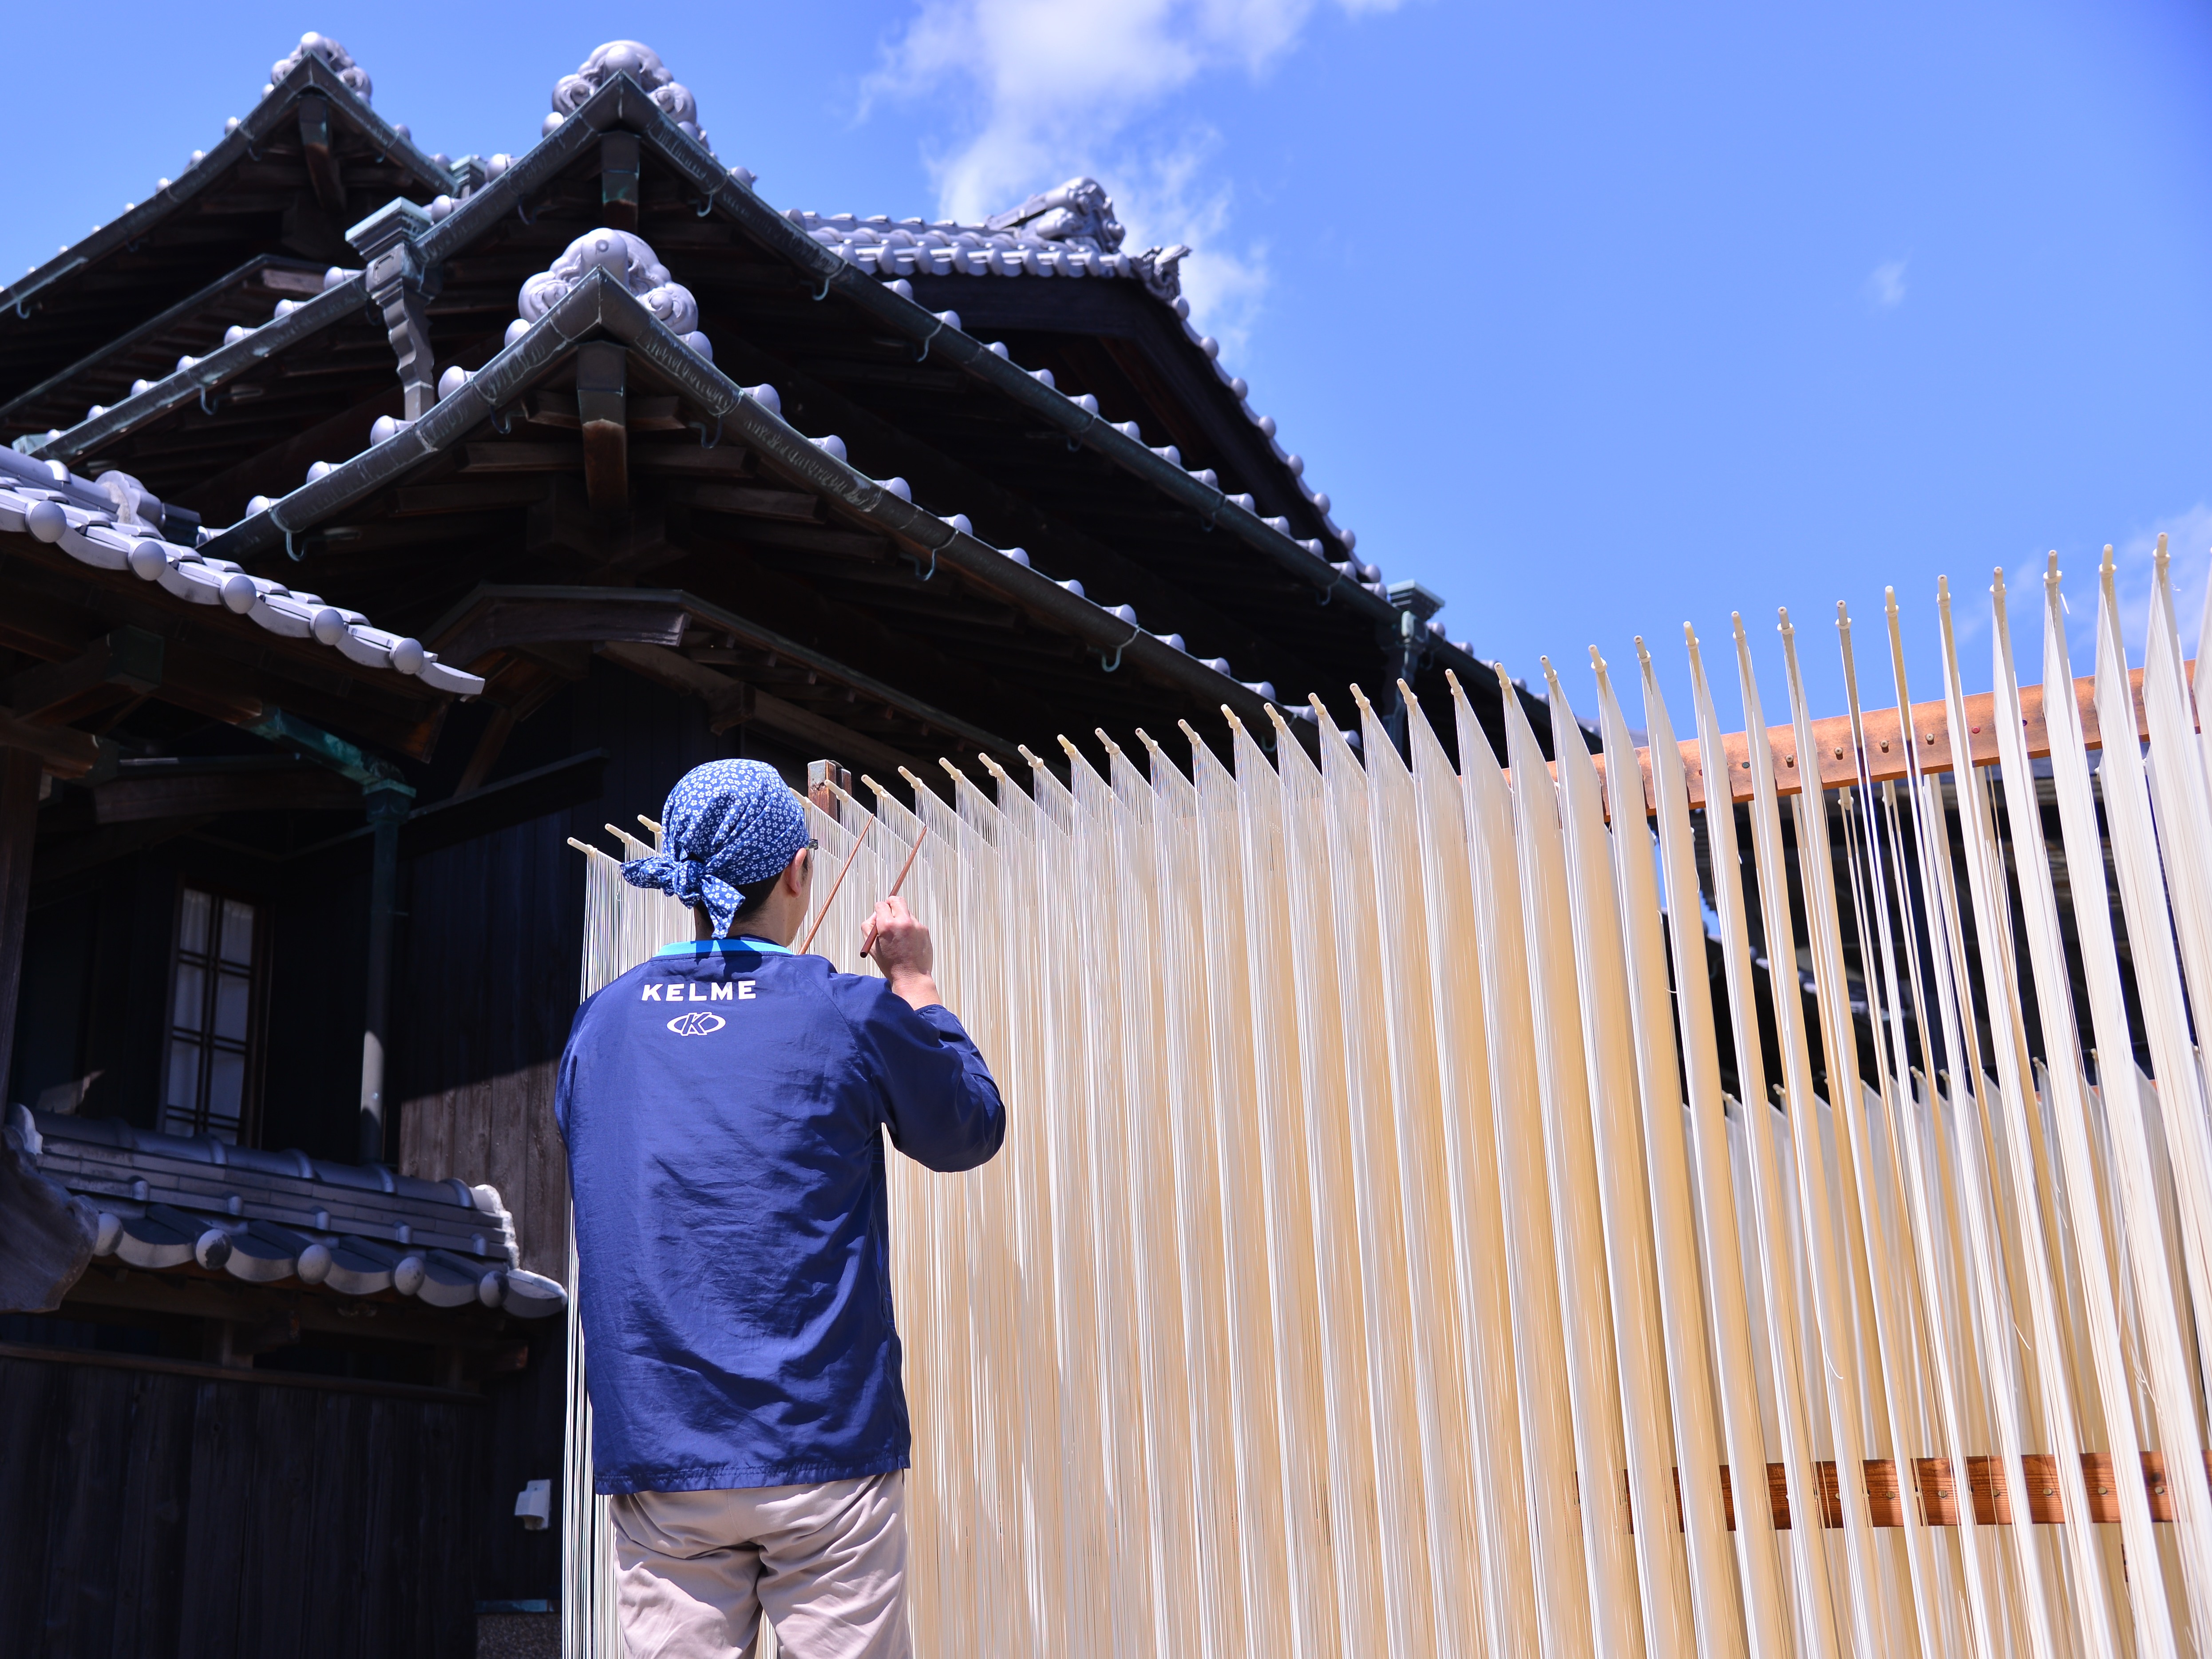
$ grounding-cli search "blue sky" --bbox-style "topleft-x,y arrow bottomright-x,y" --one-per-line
8,1 -> 2210,732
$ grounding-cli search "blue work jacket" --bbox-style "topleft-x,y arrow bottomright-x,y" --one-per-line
554,936 -> 1005,1494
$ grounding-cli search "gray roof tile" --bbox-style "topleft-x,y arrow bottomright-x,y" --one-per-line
11,1104 -> 563,1317
0,446 -> 483,697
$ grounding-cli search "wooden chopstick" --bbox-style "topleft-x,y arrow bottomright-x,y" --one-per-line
799,817 -> 875,954
859,825 -> 929,959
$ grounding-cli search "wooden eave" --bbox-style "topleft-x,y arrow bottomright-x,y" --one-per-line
0,533 -> 455,764
10,65 -> 1558,762
30,269 -> 516,529
374,76 -> 1549,756
175,276 -> 1304,768
0,57 -> 453,409
0,255 -> 338,441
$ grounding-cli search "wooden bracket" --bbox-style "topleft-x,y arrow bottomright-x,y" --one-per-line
576,342 -> 629,508
297,93 -> 345,215
8,627 -> 163,725
599,132 -> 641,231
0,711 -> 101,778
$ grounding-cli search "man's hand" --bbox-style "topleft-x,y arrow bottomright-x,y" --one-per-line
863,896 -> 940,1010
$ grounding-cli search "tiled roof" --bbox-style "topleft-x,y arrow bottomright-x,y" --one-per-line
18,264 -> 363,457
265,32 -> 373,103
202,257 -> 1294,720
11,1104 -> 565,1317
787,176 -> 1393,610
786,177 -> 1186,300
0,41 -> 459,320
0,445 -> 485,697
13,40 -> 1483,681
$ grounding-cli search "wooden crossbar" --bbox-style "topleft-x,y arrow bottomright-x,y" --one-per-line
1574,661 -> 2191,817
1621,1450 -> 2212,1532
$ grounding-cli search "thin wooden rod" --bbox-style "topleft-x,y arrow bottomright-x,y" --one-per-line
859,824 -> 928,959
799,817 -> 875,954
566,836 -> 617,863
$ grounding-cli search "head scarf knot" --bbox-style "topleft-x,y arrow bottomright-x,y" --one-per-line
622,760 -> 809,936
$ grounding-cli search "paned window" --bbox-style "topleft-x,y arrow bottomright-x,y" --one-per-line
162,886 -> 262,1143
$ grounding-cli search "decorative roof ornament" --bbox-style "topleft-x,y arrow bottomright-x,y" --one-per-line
985,177 -> 1187,301
547,41 -> 711,151
793,175 -> 1189,301
514,228 -> 713,360
266,32 -> 372,102
984,178 -> 1126,252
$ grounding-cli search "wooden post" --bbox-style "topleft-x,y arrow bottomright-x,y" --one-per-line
297,92 -> 345,215
806,759 -> 851,817
358,781 -> 411,1162
599,133 -> 641,231
0,748 -> 38,1101
577,342 -> 628,509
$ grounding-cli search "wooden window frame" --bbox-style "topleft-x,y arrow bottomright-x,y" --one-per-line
159,881 -> 270,1146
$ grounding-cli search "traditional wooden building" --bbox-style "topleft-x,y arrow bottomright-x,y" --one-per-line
0,34 -> 1566,1657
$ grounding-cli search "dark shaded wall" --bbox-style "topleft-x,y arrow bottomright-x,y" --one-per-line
11,839 -> 369,1160
0,1358 -> 483,1659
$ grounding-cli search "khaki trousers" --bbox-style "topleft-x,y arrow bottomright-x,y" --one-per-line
609,1472 -> 910,1659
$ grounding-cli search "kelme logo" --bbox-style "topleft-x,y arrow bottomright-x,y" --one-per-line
666,1011 -> 726,1036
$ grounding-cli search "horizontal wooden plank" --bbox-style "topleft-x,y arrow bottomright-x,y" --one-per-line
631,444 -> 756,477
93,768 -> 364,824
390,476 -> 552,517
1650,1450 -> 2212,1530
430,595 -> 690,670
659,479 -> 823,523
0,1341 -> 486,1404
0,708 -> 101,777
63,1266 -> 513,1350
1577,660 -> 2188,818
459,441 -> 581,473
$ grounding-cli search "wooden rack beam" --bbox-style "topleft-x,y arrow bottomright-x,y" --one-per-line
1579,660 -> 2191,818
1641,1449 -> 2212,1532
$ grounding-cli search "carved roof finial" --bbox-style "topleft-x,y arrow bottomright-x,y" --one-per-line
546,41 -> 712,152
511,228 -> 713,361
267,32 -> 372,102
984,178 -> 1125,252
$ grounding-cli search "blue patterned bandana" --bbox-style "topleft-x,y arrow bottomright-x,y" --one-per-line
622,760 -> 809,936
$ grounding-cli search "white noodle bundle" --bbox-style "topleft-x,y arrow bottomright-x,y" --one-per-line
564,552 -> 2212,1659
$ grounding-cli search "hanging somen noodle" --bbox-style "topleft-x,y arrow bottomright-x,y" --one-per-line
562,544 -> 2212,1658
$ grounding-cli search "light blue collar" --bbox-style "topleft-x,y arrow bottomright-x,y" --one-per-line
657,935 -> 795,958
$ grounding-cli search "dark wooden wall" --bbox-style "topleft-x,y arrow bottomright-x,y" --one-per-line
4,659 -> 826,1653
12,834 -> 373,1159
0,1358 -> 487,1659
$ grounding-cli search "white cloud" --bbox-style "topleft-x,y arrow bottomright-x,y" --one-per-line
862,0 -> 1394,352
1971,504 -> 2212,680
1865,257 -> 1908,310
2087,505 -> 2212,667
